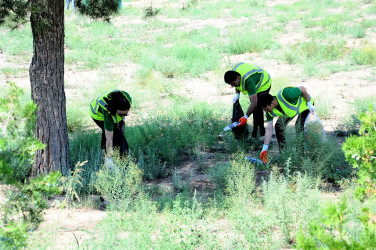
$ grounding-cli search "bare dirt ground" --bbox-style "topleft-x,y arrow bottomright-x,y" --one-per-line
1,0 -> 375,247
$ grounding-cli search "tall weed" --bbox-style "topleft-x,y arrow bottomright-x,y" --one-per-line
95,155 -> 143,203
279,127 -> 350,182
262,171 -> 322,244
69,131 -> 102,195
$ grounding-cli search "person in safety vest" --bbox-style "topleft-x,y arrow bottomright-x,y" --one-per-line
90,90 -> 132,169
224,62 -> 272,138
257,86 -> 315,163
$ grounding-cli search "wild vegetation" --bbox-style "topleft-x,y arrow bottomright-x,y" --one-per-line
1,0 -> 376,248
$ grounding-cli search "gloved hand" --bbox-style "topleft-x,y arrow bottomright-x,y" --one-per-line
260,144 -> 269,164
233,93 -> 240,103
307,100 -> 315,114
238,115 -> 249,126
106,157 -> 115,170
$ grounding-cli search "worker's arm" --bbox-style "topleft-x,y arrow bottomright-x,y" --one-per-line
245,93 -> 257,117
263,121 -> 273,146
298,86 -> 311,102
260,121 -> 273,163
238,93 -> 257,126
298,86 -> 315,114
105,129 -> 113,157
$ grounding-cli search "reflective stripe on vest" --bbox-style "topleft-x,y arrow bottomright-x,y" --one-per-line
267,89 -> 308,118
232,62 -> 266,94
90,90 -> 121,123
277,89 -> 302,116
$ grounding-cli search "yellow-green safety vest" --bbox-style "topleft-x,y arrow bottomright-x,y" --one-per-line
89,90 -> 132,123
268,89 -> 313,118
232,62 -> 271,95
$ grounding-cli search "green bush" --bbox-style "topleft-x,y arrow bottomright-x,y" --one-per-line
0,82 -> 45,183
262,171 -> 322,244
342,108 -> 376,200
95,156 -> 143,203
208,162 -> 231,191
296,197 -> 376,249
127,103 -> 225,179
225,155 -> 256,202
279,128 -> 350,182
1,172 -> 62,248
69,131 -> 102,195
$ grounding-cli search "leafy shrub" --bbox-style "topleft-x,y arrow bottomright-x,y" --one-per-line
76,0 -> 118,21
296,197 -> 376,249
342,107 -> 376,200
1,172 -> 62,248
95,156 -> 143,203
0,81 -> 45,183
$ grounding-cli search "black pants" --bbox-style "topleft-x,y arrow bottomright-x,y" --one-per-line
275,110 -> 310,151
252,87 -> 271,137
93,118 -> 129,156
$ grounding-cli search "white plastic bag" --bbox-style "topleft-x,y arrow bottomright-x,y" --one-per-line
304,113 -> 326,139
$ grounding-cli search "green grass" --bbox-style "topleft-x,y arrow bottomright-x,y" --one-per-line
352,44 -> 376,65
0,66 -> 28,78
226,28 -> 276,55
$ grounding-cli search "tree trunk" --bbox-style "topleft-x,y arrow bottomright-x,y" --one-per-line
29,0 -> 70,176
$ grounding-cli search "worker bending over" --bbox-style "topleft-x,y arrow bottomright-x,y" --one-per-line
224,62 -> 272,138
257,86 -> 315,163
90,90 -> 132,168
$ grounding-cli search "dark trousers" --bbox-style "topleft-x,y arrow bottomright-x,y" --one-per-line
93,118 -> 129,156
252,87 -> 271,137
275,110 -> 310,151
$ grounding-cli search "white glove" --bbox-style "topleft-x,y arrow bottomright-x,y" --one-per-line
106,157 -> 115,170
233,93 -> 240,103
260,144 -> 269,153
307,101 -> 315,114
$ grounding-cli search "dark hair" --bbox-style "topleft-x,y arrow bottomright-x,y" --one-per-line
104,91 -> 131,116
257,93 -> 274,109
224,70 -> 240,84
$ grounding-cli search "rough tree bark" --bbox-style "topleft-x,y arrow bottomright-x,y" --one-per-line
29,0 -> 70,176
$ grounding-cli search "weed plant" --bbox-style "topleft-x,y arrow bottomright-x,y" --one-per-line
226,28 -> 275,55
278,126 -> 350,182
0,67 -> 28,78
127,103 -> 227,179
69,131 -> 102,195
289,39 -> 348,63
225,154 -> 256,204
352,44 -> 376,66
262,171 -> 322,245
95,155 -> 143,203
